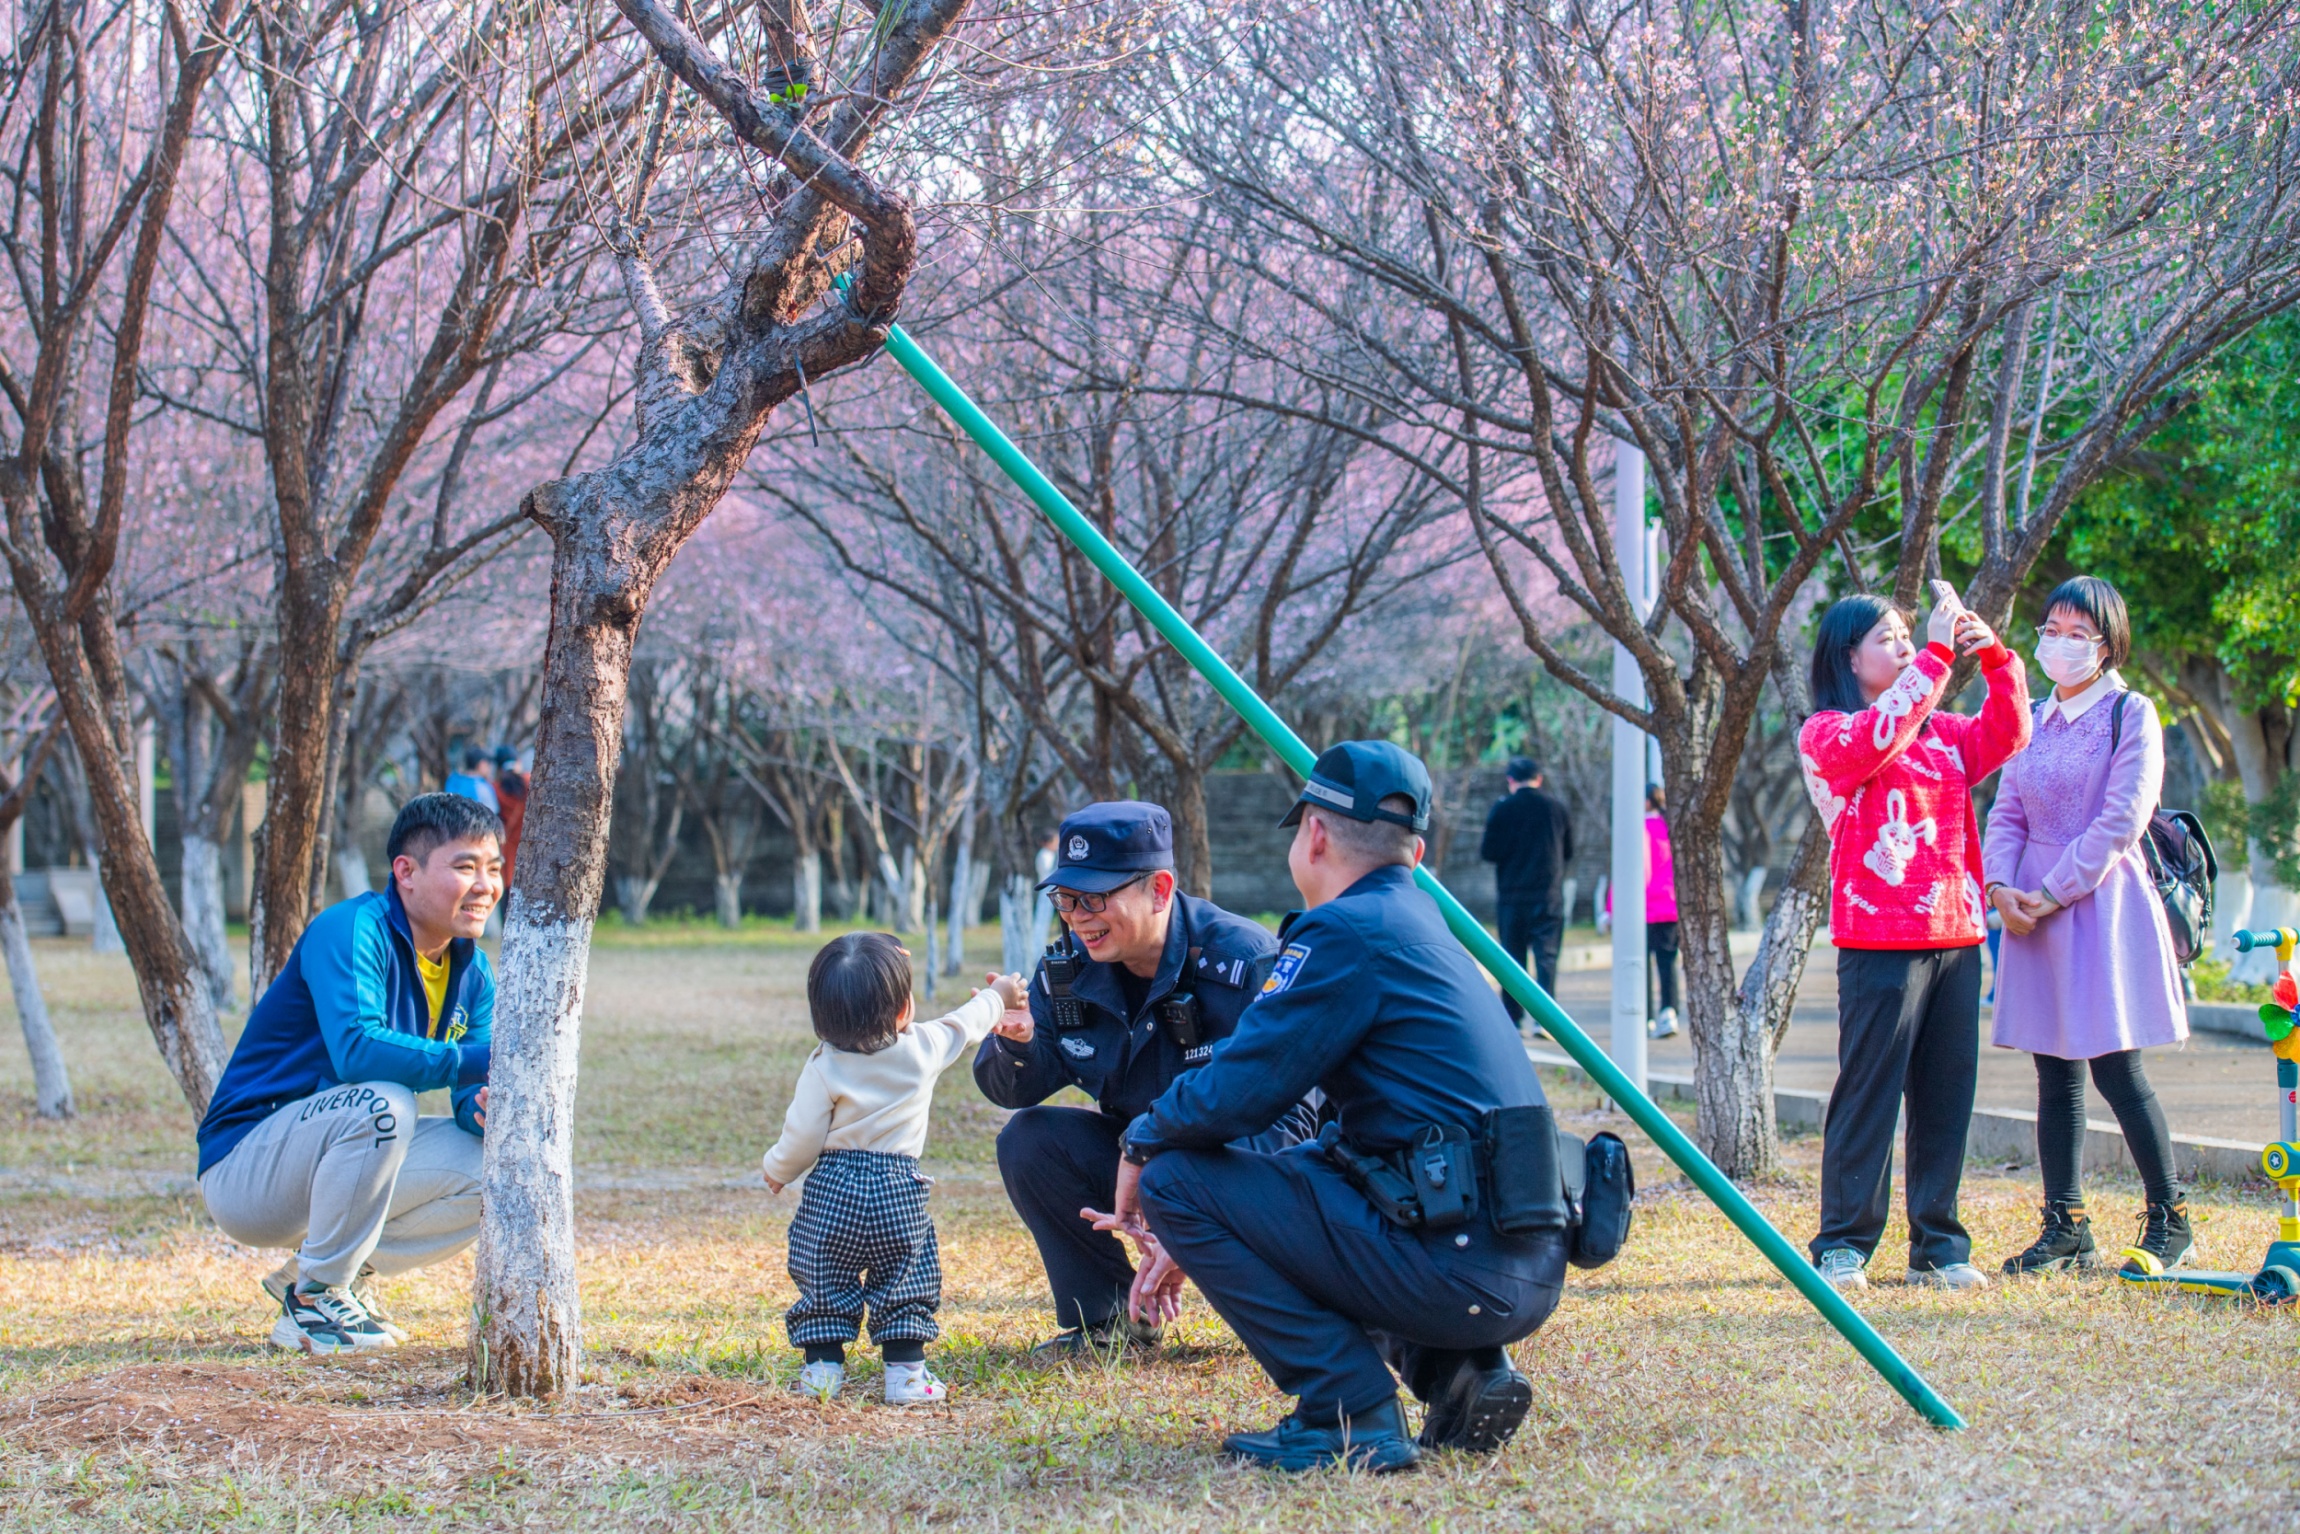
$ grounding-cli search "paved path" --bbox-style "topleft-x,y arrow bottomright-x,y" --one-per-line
1546,950 -> 2283,1147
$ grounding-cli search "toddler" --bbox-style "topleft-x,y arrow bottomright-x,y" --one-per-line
763,932 -> 1027,1403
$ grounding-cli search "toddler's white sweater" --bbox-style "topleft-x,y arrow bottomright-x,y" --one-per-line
761,988 -> 1004,1187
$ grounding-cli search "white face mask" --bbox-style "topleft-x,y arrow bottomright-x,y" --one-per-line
2034,635 -> 2102,688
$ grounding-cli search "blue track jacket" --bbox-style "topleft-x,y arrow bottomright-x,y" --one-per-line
196,887 -> 493,1175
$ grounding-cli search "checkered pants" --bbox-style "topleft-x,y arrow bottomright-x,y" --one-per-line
784,1150 -> 942,1349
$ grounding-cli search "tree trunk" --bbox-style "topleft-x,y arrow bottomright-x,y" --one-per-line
180,832 -> 235,1012
1168,765 -> 1213,899
33,634 -> 224,1114
472,520 -> 640,1399
255,578 -> 343,996
1000,874 -> 1032,973
90,857 -> 124,954
714,872 -> 743,928
0,862 -> 70,1118
792,847 -> 821,933
943,812 -> 972,975
338,849 -> 372,902
613,874 -> 658,926
1673,800 -> 1781,1177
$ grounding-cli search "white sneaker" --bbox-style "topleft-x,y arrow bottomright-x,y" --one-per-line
882,1361 -> 947,1405
1815,1248 -> 1869,1291
1908,1262 -> 1990,1291
792,1360 -> 845,1400
1649,1007 -> 1680,1040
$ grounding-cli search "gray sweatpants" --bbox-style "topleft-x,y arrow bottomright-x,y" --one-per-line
199,1081 -> 483,1288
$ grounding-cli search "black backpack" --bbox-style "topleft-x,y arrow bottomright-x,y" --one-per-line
2106,693 -> 2218,966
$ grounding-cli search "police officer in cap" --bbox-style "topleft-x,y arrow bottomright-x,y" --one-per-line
1102,742 -> 1569,1472
974,801 -> 1314,1356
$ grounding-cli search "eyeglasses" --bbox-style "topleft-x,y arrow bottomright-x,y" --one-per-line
2033,625 -> 2103,644
1049,875 -> 1148,915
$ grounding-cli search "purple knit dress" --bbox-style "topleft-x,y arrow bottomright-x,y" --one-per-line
1983,678 -> 2186,1058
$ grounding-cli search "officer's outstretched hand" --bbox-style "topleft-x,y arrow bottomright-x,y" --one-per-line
1082,1162 -> 1152,1247
982,972 -> 1034,1042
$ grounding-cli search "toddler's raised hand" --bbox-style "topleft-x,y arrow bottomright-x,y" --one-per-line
982,971 -> 1034,1041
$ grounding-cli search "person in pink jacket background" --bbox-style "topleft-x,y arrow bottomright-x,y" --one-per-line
1986,575 -> 2192,1278
1798,582 -> 2030,1293
1640,785 -> 1681,1040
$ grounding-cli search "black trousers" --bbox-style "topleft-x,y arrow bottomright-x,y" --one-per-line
996,1106 -> 1135,1330
2035,1051 -> 2180,1207
1496,900 -> 1563,1021
1813,946 -> 1981,1272
1139,1143 -> 1566,1426
1647,920 -> 1680,1014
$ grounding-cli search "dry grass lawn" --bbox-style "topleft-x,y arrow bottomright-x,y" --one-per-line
0,922 -> 2295,1530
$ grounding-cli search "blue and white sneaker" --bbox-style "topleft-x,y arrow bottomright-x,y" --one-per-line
263,1259 -> 407,1342
1815,1248 -> 1869,1291
271,1281 -> 397,1355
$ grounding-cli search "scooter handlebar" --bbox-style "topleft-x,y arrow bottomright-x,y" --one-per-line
2233,928 -> 2300,956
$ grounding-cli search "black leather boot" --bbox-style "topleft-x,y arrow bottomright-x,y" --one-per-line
1416,1353 -> 1533,1452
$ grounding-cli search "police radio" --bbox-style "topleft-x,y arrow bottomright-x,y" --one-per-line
1042,935 -> 1088,1030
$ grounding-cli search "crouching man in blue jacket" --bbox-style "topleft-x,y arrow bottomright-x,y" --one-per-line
196,793 -> 502,1354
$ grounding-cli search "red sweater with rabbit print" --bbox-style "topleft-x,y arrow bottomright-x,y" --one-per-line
1798,642 -> 2031,950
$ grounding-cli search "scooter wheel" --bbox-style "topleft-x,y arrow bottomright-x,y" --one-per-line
2251,1266 -> 2300,1305
2119,1247 -> 2165,1278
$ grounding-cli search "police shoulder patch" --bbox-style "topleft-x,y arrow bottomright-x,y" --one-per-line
1193,951 -> 1251,989
1261,942 -> 1312,995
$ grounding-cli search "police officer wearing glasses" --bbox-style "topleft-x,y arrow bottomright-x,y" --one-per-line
973,801 -> 1313,1357
1104,742 -> 1570,1473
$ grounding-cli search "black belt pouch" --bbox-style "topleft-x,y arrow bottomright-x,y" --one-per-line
1482,1104 -> 1570,1234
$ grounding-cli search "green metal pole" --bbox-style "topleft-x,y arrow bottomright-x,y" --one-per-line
859,302 -> 1966,1432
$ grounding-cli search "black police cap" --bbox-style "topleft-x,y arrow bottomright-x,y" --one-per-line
1038,801 -> 1176,893
1279,741 -> 1433,833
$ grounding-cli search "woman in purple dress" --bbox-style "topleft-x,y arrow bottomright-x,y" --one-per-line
1986,576 -> 2191,1276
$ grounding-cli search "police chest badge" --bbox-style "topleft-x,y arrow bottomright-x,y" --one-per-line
1262,943 -> 1312,995
1060,1034 -> 1097,1061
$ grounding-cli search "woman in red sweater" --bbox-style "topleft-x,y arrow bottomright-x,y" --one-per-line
1799,582 -> 2030,1292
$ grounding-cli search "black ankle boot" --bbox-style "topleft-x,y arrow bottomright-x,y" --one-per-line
2002,1199 -> 2098,1275
2120,1198 -> 2197,1276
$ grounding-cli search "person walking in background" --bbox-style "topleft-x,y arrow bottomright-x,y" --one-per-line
443,747 -> 499,814
491,747 -> 529,892
1799,582 -> 2030,1293
1644,784 -> 1681,1041
1988,577 -> 2193,1278
1480,756 -> 1574,1024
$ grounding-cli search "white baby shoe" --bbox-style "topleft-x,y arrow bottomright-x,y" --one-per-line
793,1359 -> 845,1400
882,1360 -> 947,1405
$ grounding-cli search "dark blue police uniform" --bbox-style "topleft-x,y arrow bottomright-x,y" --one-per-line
1126,743 -> 1568,1469
973,802 -> 1313,1336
